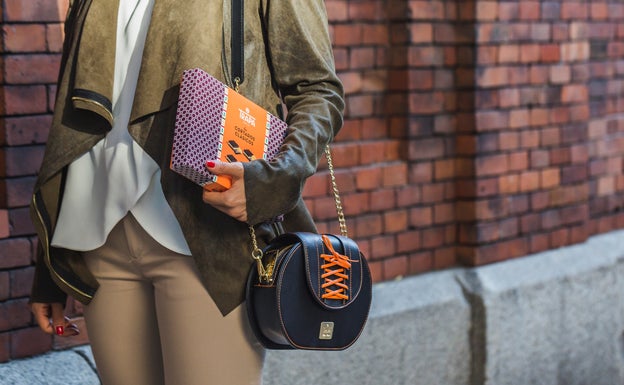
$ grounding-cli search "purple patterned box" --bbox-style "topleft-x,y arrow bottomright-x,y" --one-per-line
171,68 -> 288,190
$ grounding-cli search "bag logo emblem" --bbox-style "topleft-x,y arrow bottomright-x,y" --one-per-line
319,322 -> 334,340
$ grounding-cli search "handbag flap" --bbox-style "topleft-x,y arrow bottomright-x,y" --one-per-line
296,233 -> 364,310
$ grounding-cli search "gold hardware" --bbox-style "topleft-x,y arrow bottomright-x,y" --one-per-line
319,322 -> 334,340
249,226 -> 272,283
234,77 -> 241,93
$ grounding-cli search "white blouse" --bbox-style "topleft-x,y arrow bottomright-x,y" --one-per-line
51,0 -> 191,255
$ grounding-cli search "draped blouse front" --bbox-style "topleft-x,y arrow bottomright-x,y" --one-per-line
51,0 -> 191,256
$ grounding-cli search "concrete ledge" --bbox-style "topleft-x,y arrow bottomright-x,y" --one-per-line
3,229 -> 624,385
457,230 -> 624,385
262,269 -> 471,385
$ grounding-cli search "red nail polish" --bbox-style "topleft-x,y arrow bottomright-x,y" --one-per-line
206,161 -> 216,168
55,325 -> 64,336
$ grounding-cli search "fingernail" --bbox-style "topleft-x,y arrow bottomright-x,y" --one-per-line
206,161 -> 216,168
55,325 -> 64,336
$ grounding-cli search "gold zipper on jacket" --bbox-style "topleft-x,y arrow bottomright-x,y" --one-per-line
31,194 -> 93,300
71,96 -> 114,123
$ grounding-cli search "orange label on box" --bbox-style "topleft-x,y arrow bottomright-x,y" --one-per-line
207,88 -> 270,191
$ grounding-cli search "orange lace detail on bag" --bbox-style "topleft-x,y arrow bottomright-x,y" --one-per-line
320,235 -> 356,301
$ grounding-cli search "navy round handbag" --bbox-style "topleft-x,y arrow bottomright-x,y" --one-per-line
245,231 -> 372,350
245,147 -> 372,350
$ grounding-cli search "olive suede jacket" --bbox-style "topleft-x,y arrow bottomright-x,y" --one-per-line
30,0 -> 344,316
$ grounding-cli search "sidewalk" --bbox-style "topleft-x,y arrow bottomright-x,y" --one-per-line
0,346 -> 99,385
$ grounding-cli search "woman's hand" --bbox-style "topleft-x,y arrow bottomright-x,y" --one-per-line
30,302 -> 80,337
202,160 -> 247,222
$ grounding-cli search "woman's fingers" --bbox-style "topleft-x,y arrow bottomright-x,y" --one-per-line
203,160 -> 248,222
31,302 -> 55,334
30,302 -> 80,337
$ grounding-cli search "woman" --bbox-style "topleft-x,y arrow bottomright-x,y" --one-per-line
29,0 -> 344,384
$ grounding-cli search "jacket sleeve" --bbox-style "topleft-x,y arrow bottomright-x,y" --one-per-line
243,0 -> 345,225
30,242 -> 68,305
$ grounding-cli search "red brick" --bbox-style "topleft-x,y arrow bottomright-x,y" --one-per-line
519,1 -> 541,20
520,44 -> 541,63
368,260 -> 383,283
0,332 -> 9,363
591,3 -> 609,20
0,212 -> 8,239
10,267 -> 35,298
3,24 -> 47,53
477,46 -> 498,65
359,141 -> 388,164
531,23 -> 551,42
476,154 -> 508,176
11,326 -> 53,359
339,72 -> 362,94
382,163 -> 408,187
341,192 -> 370,217
409,1 -> 445,20
499,2 -> 519,21
302,173 -> 329,198
477,2 -> 498,21
0,299 -> 31,332
396,185 -> 420,207
2,146 -> 45,177
333,25 -> 363,46
4,115 -> 52,146
370,235 -> 397,260
384,210 -> 408,233
561,84 -> 588,103
408,46 -> 444,67
561,42 -> 590,61
370,189 -> 396,211
433,247 -> 456,269
421,227 -> 445,248
356,166 -> 382,191
497,44 -> 519,63
326,0 -> 348,21
5,54 -> 61,84
409,207 -> 433,228
5,0 -> 68,22
354,214 -> 383,237
9,208 -> 36,236
348,2 -> 384,21
421,183 -> 446,203
433,203 -> 454,224
360,118 -> 387,140
362,24 -> 390,45
476,111 -> 508,131
561,3 -> 588,20
521,130 -> 540,148
408,138 -> 445,160
397,230 -> 421,253
383,256 -> 409,280
499,174 -> 520,194
520,171 -> 540,192
0,273 -> 9,302
3,85 -> 48,115
0,238 -> 32,269
541,168 -> 561,189
477,67 -> 508,88
409,23 -> 433,44
550,65 -> 571,84
408,162 -> 433,183
349,48 -> 375,70
409,92 -> 445,114
408,252 -> 433,274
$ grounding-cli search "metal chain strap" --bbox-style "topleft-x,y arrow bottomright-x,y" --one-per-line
324,145 -> 348,237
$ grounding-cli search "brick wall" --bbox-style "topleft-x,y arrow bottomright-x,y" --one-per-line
1,0 -> 624,362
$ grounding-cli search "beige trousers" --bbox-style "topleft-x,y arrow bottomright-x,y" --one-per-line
82,214 -> 264,385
